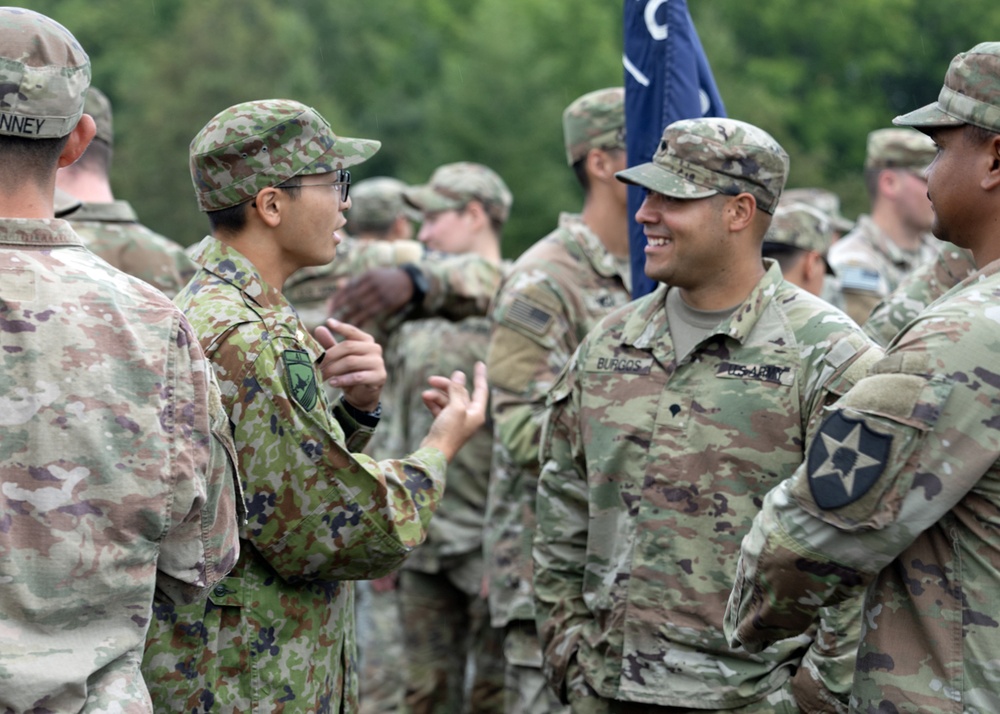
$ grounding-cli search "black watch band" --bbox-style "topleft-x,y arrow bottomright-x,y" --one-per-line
400,262 -> 429,308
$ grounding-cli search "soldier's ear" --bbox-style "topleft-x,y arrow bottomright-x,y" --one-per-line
981,134 -> 1000,191
250,186 -> 283,228
58,114 -> 96,168
726,193 -> 756,232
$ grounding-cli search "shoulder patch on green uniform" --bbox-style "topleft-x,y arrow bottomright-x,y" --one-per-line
284,349 -> 318,412
504,296 -> 554,336
807,412 -> 891,509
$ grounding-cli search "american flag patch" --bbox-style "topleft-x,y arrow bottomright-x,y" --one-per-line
505,297 -> 554,336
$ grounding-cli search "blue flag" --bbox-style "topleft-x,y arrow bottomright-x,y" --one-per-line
623,0 -> 726,298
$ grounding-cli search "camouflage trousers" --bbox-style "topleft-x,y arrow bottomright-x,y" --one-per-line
502,620 -> 570,714
398,556 -> 505,714
356,578 -> 404,714
565,659 -> 801,714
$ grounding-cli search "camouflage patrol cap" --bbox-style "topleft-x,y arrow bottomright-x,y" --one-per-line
84,87 -> 112,146
781,187 -> 854,233
189,98 -> 381,212
764,201 -> 835,273
345,176 -> 419,232
864,128 -> 936,172
0,7 -> 90,139
404,162 -> 513,224
616,117 -> 789,214
894,42 -> 1000,133
563,86 -> 626,165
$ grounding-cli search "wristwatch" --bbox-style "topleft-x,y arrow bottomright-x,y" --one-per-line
400,262 -> 429,308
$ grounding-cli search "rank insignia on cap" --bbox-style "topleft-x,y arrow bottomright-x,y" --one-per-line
807,412 -> 892,510
284,350 -> 318,412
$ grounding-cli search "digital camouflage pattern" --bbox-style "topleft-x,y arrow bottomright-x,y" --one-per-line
781,187 -> 855,234
65,199 -> 197,298
386,315 -> 505,713
143,236 -> 448,713
615,117 -> 789,214
827,214 -> 940,324
0,8 -> 89,139
863,241 -> 976,347
894,41 -> 1000,132
725,258 -> 1000,713
534,261 -> 882,710
863,127 -> 936,171
189,98 -> 381,211
0,218 -> 240,712
345,176 -> 418,234
404,162 -> 513,224
562,86 -> 625,165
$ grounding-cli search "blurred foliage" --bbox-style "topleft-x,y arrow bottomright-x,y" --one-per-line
17,1 -> 1000,257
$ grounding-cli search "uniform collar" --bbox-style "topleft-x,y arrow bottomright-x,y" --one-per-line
0,217 -> 84,247
63,200 -> 139,223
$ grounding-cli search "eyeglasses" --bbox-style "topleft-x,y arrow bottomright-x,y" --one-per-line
282,169 -> 352,202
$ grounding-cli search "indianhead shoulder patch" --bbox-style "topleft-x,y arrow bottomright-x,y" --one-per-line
284,349 -> 318,412
807,412 -> 892,510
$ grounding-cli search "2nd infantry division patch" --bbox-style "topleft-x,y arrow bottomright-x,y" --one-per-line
284,349 -> 318,412
807,412 -> 892,510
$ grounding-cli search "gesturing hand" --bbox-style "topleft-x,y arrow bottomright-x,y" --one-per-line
314,318 -> 386,413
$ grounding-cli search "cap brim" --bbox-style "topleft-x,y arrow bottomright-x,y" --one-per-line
615,163 -> 717,200
403,184 -> 463,213
893,102 -> 966,130
317,136 -> 382,172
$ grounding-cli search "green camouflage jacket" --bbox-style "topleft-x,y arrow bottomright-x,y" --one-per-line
385,314 -> 493,572
862,241 -> 976,347
485,212 -> 631,631
727,258 -> 1000,713
534,261 -> 881,709
143,236 -> 447,713
66,199 -> 197,298
0,219 -> 240,713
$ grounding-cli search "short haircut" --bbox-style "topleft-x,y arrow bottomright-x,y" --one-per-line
0,134 -> 71,190
965,123 -> 1000,146
207,179 -> 302,235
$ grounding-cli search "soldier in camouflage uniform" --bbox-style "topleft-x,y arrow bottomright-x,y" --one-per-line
141,98 -> 489,712
533,117 -> 882,713
386,162 -> 511,714
0,9 -> 241,712
726,42 -> 1000,713
862,240 -> 976,347
780,187 -> 855,240
484,87 -> 631,714
761,200 -> 837,296
827,128 -> 940,324
55,86 -> 197,297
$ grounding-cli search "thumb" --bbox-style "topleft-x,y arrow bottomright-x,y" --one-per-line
314,324 -> 338,350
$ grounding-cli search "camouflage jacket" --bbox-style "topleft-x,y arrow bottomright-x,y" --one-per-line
143,236 -> 448,713
534,261 -> 882,709
0,219 -> 240,713
485,212 -> 631,630
65,199 -> 197,298
385,314 -> 493,572
862,241 -> 976,347
726,258 -> 1000,713
827,215 -> 939,324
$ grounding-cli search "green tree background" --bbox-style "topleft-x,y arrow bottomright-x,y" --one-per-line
19,1 -> 1000,258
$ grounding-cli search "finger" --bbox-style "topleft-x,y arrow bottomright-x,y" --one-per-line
469,361 -> 489,413
324,318 -> 374,343
314,325 -> 339,350
422,388 -> 448,417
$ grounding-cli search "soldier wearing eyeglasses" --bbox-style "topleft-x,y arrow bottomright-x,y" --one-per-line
142,98 -> 489,713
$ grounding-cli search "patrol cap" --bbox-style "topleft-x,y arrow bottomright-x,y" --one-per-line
894,42 -> 1000,133
616,117 -> 789,214
404,162 -> 513,224
563,86 -> 626,165
764,201 -> 835,274
84,87 -> 112,146
0,7 -> 91,139
781,187 -> 854,233
189,98 -> 381,212
345,176 -> 419,232
864,128 -> 936,172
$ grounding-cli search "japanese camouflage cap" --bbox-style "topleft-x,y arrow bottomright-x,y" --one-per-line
563,86 -> 625,165
0,7 -> 90,139
616,117 -> 789,214
895,42 -> 1000,133
781,187 -> 854,233
346,176 -> 419,232
403,162 -> 513,224
864,128 -> 936,172
84,86 -> 112,146
764,201 -> 836,274
190,98 -> 381,212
